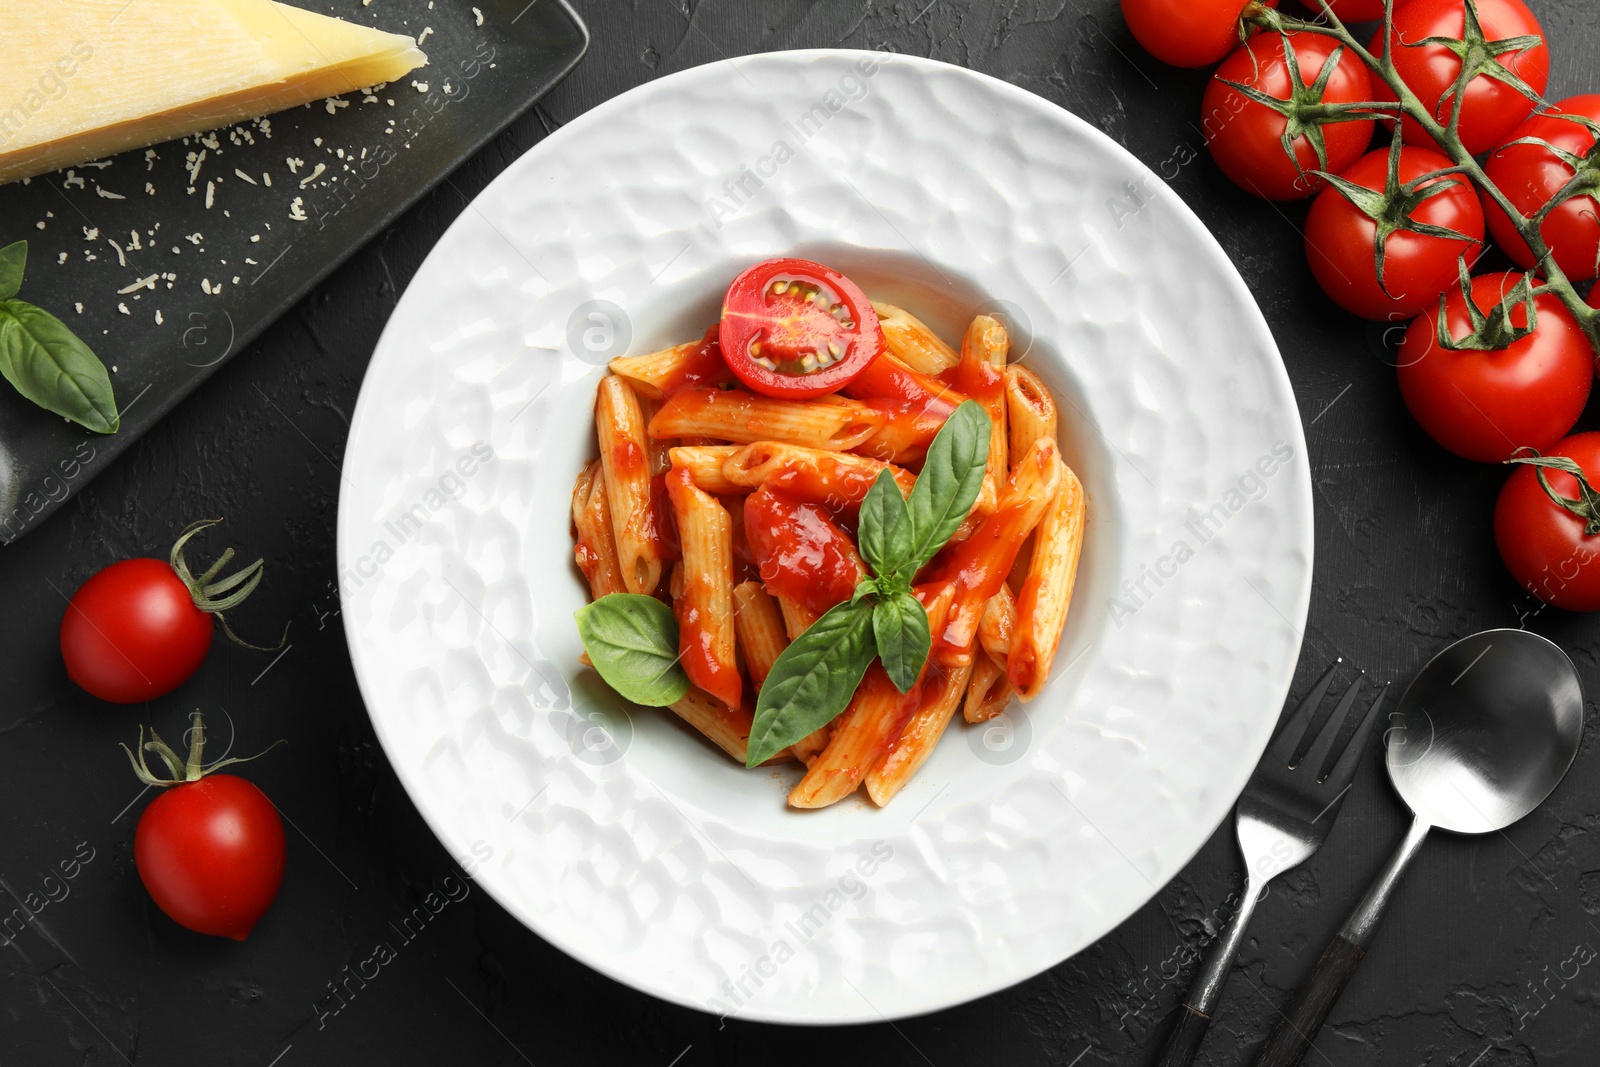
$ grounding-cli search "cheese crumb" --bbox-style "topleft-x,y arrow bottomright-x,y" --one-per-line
417,27 -> 432,45
299,163 -> 327,188
155,311 -> 164,325
324,97 -> 350,115
473,6 -> 484,25
234,169 -> 258,185
74,303 -> 84,314
117,274 -> 159,294
411,80 -> 429,93
205,181 -> 216,209
117,303 -> 130,315
202,278 -> 213,294
289,197 -> 308,221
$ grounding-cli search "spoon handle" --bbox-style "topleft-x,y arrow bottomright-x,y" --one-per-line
1251,816 -> 1432,1067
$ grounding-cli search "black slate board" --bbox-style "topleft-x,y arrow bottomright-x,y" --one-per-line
0,0 -> 587,544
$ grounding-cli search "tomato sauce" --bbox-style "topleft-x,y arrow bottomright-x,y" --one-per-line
744,487 -> 867,615
657,324 -> 735,398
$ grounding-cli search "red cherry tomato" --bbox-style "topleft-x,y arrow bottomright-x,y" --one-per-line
1203,33 -> 1375,200
61,558 -> 213,703
1305,146 -> 1485,320
718,259 -> 883,399
1302,0 -> 1386,19
1121,0 -> 1279,69
743,486 -> 867,617
1369,0 -> 1549,156
1495,432 -> 1600,610
1396,272 -> 1591,462
135,774 -> 286,940
1482,95 -> 1600,282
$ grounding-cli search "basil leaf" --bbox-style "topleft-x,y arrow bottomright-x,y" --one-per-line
0,300 -> 119,433
858,467 -> 911,586
851,578 -> 880,606
873,591 -> 931,694
574,593 -> 690,707
0,242 -> 24,301
885,399 -> 988,581
746,599 -> 877,767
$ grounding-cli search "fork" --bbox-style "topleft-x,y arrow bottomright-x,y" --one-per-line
1153,661 -> 1387,1067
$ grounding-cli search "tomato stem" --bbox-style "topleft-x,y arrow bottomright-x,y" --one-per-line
169,519 -> 290,652
1255,1 -> 1600,354
121,711 -> 287,789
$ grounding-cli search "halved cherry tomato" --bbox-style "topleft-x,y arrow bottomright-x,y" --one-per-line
1482,96 -> 1600,282
719,259 -> 883,399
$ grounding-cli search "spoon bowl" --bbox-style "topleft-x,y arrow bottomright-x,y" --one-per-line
1386,629 -> 1585,835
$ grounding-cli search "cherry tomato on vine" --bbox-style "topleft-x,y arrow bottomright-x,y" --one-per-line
1369,0 -> 1549,156
1120,0 -> 1279,69
1202,32 -> 1375,200
125,713 -> 286,940
1304,145 -> 1484,320
60,520 -> 279,703
1396,272 -> 1590,463
1301,0 -> 1386,19
1482,95 -> 1600,282
718,259 -> 883,400
1495,433 -> 1600,611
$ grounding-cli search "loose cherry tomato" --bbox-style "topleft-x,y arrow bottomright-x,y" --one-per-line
60,521 -> 276,703
1369,0 -> 1549,156
743,487 -> 866,616
1495,433 -> 1600,610
1305,145 -> 1484,320
719,259 -> 883,399
1397,272 -> 1590,462
1482,95 -> 1600,282
1302,0 -> 1386,19
1121,0 -> 1278,69
1203,32 -> 1375,200
125,713 -> 286,940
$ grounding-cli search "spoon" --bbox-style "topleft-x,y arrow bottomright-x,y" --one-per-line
1252,628 -> 1584,1067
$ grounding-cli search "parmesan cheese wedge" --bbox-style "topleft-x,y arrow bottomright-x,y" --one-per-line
0,0 -> 427,184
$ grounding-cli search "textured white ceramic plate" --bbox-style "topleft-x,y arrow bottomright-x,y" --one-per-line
338,50 -> 1313,1024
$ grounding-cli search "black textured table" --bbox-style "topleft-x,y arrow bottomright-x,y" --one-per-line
3,3 -> 1596,1064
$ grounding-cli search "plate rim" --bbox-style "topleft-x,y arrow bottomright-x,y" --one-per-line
337,46 -> 1314,1024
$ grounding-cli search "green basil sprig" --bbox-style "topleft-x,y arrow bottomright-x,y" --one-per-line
743,399 -> 990,766
574,593 -> 690,706
0,241 -> 120,434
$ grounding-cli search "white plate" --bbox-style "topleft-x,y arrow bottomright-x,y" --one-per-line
338,49 -> 1313,1024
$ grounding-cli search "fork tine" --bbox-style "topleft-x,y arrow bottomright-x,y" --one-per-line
1297,674 -> 1363,774
1268,658 -> 1342,765
1320,682 -> 1389,786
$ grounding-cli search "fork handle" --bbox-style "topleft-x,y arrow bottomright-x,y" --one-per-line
1154,875 -> 1268,1067
1251,815 -> 1433,1067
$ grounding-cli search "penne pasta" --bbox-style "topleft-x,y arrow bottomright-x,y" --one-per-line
954,315 -> 1010,519
864,661 -> 973,806
732,580 -> 788,687
669,445 -> 747,495
870,301 -> 960,374
925,438 -> 1062,664
721,441 -> 915,513
964,651 -> 1015,723
789,585 -> 954,809
1005,364 -> 1058,461
791,727 -> 831,766
978,584 -> 1016,663
665,467 -> 741,710
669,686 -> 793,765
595,374 -> 665,596
1010,464 -> 1087,702
571,460 -> 627,599
650,387 -> 883,451
608,327 -> 733,400
776,592 -> 820,641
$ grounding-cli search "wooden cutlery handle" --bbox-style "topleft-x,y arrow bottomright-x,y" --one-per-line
1154,1005 -> 1211,1067
1251,935 -> 1367,1067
